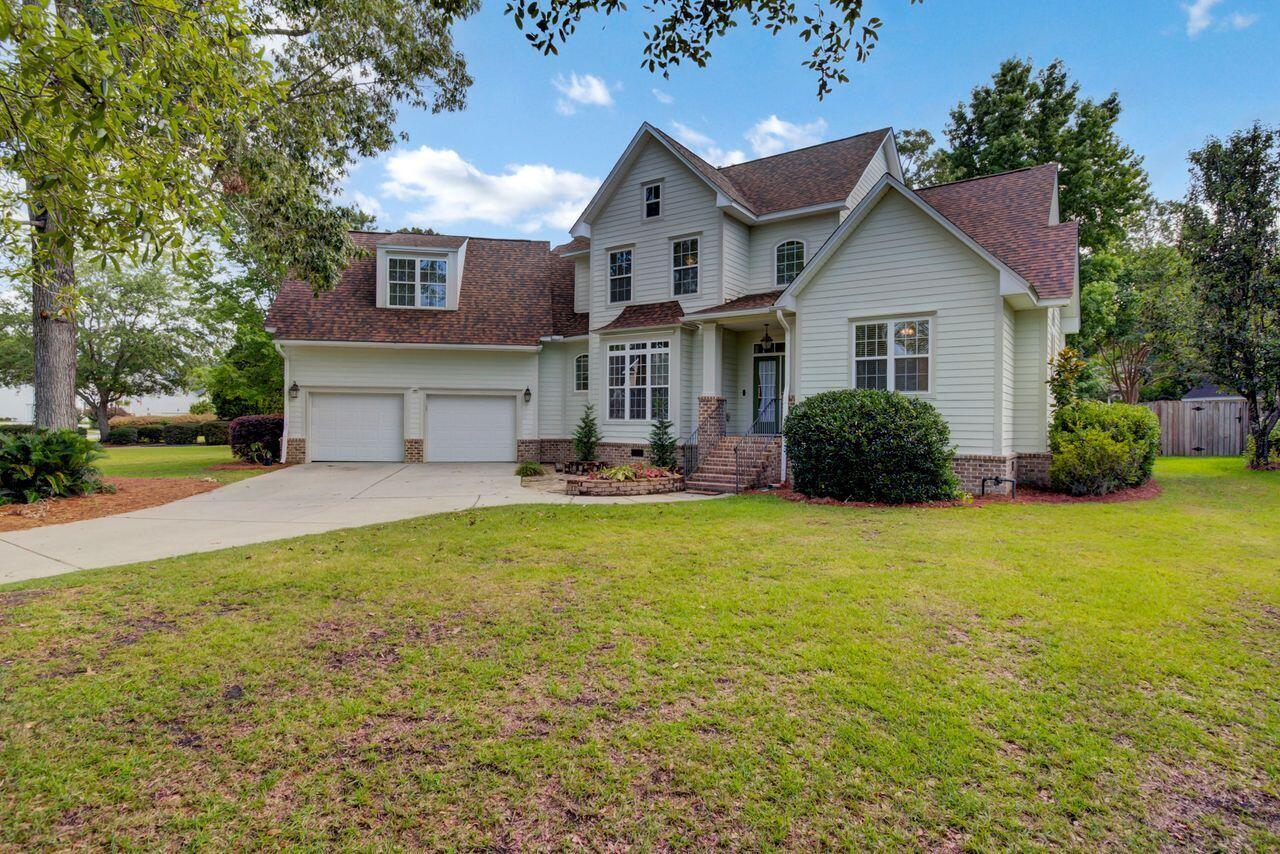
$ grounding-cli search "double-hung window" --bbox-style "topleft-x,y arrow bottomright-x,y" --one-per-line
643,182 -> 662,218
672,238 -> 699,296
574,354 -> 589,392
388,256 -> 447,308
607,341 -> 669,420
609,249 -> 632,303
853,318 -> 931,393
775,241 -> 805,286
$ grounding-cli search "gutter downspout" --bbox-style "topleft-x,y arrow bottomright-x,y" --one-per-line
273,341 -> 290,463
775,309 -> 792,485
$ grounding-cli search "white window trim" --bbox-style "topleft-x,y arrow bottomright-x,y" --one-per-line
387,253 -> 450,310
643,181 -> 663,220
573,353 -> 590,393
671,235 -> 699,297
850,316 -> 934,395
774,239 -> 806,287
607,246 -> 634,305
605,338 -> 671,422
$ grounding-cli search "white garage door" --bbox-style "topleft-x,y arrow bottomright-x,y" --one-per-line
310,393 -> 404,462
426,395 -> 516,462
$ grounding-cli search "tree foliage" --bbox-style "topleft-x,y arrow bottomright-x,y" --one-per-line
198,317 -> 283,420
921,57 -> 1150,255
0,264 -> 208,436
1180,122 -> 1280,468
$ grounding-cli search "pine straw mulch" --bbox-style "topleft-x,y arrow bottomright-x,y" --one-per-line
755,480 -> 1162,509
0,477 -> 221,532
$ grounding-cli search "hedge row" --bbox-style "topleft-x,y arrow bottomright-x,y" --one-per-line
1,424 -> 88,437
103,421 -> 230,446
108,413 -> 217,428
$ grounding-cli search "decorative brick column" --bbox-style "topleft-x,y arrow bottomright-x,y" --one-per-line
404,439 -> 424,463
285,438 -> 306,463
697,396 -> 726,444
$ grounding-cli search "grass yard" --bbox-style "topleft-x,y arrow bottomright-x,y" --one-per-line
96,444 -> 266,484
2,457 -> 1278,849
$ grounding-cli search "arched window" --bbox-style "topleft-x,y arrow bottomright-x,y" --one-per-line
574,354 -> 589,391
776,241 -> 805,286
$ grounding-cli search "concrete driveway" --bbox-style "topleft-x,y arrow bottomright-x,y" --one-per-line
1,462 -> 715,585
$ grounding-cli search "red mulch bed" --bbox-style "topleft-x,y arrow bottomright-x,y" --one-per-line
756,480 -> 1162,508
0,477 -> 220,532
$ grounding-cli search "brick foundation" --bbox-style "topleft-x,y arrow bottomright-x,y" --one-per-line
1014,452 -> 1052,488
519,439 -> 659,467
404,439 -> 423,463
285,437 -> 306,463
952,453 -> 1054,494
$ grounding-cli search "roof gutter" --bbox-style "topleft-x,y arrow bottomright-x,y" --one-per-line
273,339 -> 542,352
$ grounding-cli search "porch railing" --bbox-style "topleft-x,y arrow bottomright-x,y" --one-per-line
734,400 -> 783,492
680,425 -> 700,477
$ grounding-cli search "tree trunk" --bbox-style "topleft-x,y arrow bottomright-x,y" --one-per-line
95,397 -> 111,440
1245,395 -> 1277,469
29,204 -> 79,430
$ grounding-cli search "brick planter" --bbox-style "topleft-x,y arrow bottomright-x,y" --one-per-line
564,474 -> 685,496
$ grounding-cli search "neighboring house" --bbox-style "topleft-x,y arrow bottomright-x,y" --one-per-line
0,386 -> 202,423
267,123 -> 1080,493
1182,382 -> 1244,402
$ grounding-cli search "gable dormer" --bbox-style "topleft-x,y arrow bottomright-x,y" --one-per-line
374,239 -> 468,311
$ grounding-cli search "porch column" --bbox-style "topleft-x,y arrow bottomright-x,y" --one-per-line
698,322 -> 726,443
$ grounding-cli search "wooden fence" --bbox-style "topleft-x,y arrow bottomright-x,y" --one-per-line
1143,399 -> 1250,457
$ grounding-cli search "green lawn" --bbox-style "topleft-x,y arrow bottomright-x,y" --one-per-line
2,458 -> 1278,849
96,444 -> 264,484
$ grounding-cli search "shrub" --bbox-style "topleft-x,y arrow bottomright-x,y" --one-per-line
188,399 -> 215,415
1244,434 -> 1280,466
162,423 -> 201,445
104,426 -> 138,445
136,424 -> 165,444
0,429 -> 111,505
229,415 -> 283,465
201,420 -> 230,446
0,424 -> 37,436
647,418 -> 677,470
783,389 -> 960,504
109,414 -> 216,428
597,464 -> 638,482
515,461 -> 544,477
1049,401 -> 1160,495
573,404 -> 601,462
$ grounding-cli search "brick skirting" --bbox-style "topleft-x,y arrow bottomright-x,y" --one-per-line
284,438 -> 306,463
519,439 -> 661,467
404,439 -> 423,463
952,453 -> 1054,494
1014,453 -> 1052,488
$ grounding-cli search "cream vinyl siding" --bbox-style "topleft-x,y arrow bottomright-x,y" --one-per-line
844,143 -> 891,212
794,191 -> 1001,454
536,341 -> 590,439
1000,302 -> 1016,455
721,216 -> 750,302
588,139 -> 724,325
744,213 -> 840,294
589,329 -> 688,443
680,326 -> 701,438
720,329 -> 742,430
573,257 -> 590,314
283,346 -> 538,443
1013,308 -> 1051,452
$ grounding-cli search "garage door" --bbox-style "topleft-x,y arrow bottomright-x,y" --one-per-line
310,393 -> 404,461
425,395 -> 516,462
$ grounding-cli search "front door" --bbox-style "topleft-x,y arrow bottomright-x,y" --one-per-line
752,356 -> 782,434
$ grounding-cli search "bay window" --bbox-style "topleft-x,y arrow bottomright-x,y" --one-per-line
853,318 -> 931,393
607,340 -> 670,420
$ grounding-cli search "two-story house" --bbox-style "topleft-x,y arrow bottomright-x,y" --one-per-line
266,123 -> 1080,493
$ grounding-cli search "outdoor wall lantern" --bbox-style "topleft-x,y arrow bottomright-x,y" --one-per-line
288,382 -> 300,400
523,387 -> 532,403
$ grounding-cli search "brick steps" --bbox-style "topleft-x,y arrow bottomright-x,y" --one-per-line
687,435 -> 782,494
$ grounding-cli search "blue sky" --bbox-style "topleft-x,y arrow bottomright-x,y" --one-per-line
346,0 -> 1277,244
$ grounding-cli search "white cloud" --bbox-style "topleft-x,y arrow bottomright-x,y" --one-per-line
1227,10 -> 1259,28
1184,0 -> 1221,35
745,116 -> 828,158
351,191 -> 385,223
552,73 -> 615,115
651,88 -> 674,105
380,147 -> 599,233
670,121 -> 746,166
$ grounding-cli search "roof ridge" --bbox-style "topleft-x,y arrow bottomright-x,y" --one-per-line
915,162 -> 1059,192
718,128 -> 892,173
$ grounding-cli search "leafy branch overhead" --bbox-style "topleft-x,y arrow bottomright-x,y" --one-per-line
506,0 -> 926,99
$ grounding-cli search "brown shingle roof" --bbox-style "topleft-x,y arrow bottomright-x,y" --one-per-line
594,300 -> 685,333
718,130 -> 891,215
267,232 -> 587,346
552,236 -> 590,256
915,165 -> 1078,300
684,290 -> 785,317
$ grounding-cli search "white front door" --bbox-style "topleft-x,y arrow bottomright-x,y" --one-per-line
310,393 -> 404,462
425,395 -> 516,462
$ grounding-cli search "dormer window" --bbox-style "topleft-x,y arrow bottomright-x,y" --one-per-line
643,182 -> 662,219
388,255 -> 448,308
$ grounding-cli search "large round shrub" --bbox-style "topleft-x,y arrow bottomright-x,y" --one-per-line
201,420 -> 230,446
229,415 -> 284,464
783,389 -> 959,504
1049,401 -> 1160,495
162,423 -> 200,445
104,426 -> 138,445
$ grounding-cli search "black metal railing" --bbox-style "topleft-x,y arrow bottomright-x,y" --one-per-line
680,425 -> 700,478
734,401 -> 783,492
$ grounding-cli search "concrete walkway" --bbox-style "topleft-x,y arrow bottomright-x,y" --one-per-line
1,462 -> 717,585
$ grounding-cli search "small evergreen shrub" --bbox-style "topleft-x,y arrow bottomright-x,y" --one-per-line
0,429 -> 111,505
229,415 -> 283,464
1049,401 -> 1160,495
0,424 -> 37,436
201,420 -> 230,446
783,389 -> 959,504
515,461 -> 544,477
136,424 -> 165,444
647,418 -> 677,470
162,423 -> 201,445
104,426 -> 138,445
573,404 -> 601,462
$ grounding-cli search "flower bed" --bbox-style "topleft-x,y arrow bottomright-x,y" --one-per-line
565,472 -> 685,496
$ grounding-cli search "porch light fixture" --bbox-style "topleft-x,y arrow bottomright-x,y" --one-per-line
288,382 -> 300,400
523,386 -> 532,403
759,323 -> 775,353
